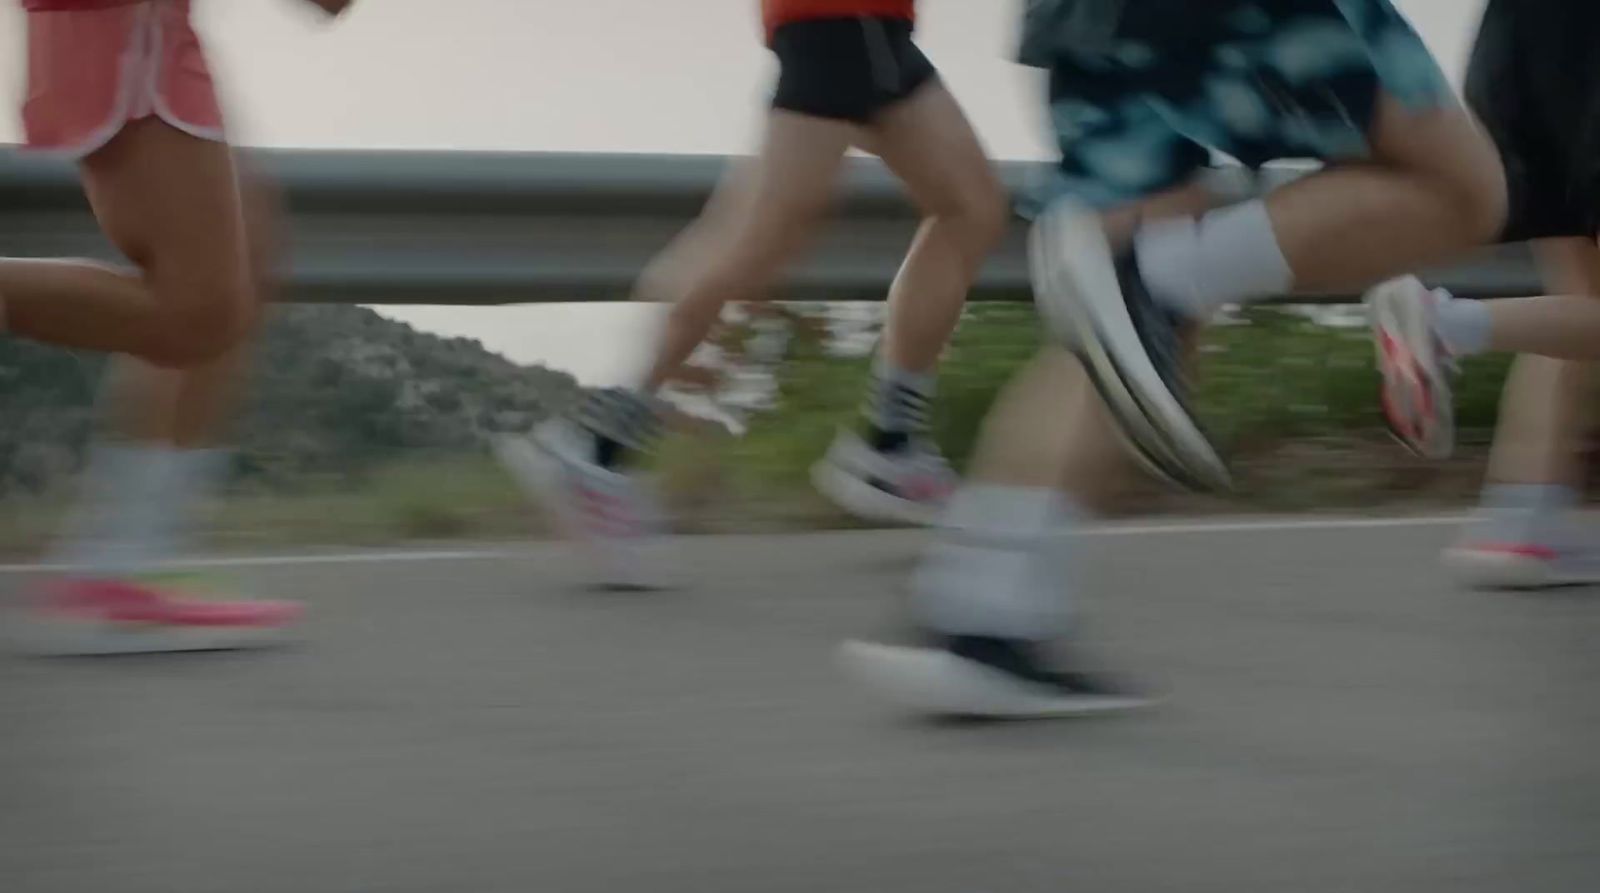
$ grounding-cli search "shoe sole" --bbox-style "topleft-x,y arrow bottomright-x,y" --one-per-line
14,618 -> 291,656
837,640 -> 1155,719
810,460 -> 941,527
1367,277 -> 1454,460
1029,205 -> 1230,493
1441,548 -> 1600,591
1029,209 -> 1188,487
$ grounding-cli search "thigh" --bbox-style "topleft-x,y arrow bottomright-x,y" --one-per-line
860,80 -> 999,219
693,110 -> 855,278
78,116 -> 251,312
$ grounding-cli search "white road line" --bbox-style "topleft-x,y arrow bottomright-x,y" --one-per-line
1081,514 -> 1468,537
0,514 -> 1469,575
0,548 -> 509,575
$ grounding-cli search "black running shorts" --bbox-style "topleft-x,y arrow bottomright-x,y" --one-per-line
770,17 -> 937,124
1466,0 -> 1600,242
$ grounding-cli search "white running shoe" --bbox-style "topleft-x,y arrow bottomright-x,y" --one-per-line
1367,275 -> 1456,460
494,419 -> 669,591
1029,201 -> 1229,493
838,634 -> 1154,719
1442,542 -> 1600,590
1442,511 -> 1600,592
811,429 -> 956,526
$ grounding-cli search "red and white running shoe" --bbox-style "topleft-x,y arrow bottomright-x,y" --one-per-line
1368,276 -> 1456,459
494,419 -> 669,591
19,575 -> 301,656
1443,540 -> 1600,590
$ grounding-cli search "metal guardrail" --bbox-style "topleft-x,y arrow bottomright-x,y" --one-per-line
0,149 -> 1541,304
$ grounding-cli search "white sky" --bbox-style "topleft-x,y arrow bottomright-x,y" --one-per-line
0,0 -> 1486,382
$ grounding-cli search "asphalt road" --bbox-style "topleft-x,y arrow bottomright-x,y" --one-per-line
3,518 -> 1598,893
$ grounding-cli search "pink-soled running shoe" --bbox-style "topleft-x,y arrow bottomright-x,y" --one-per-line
18,575 -> 301,656
1442,541 -> 1600,591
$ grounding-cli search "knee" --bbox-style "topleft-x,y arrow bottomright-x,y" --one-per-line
935,177 -> 1013,258
143,284 -> 257,368
1436,133 -> 1510,245
1459,163 -> 1509,245
967,182 -> 1014,252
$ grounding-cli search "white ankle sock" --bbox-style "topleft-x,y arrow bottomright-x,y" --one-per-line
1432,290 -> 1492,356
1470,483 -> 1579,547
56,445 -> 174,576
913,485 -> 1084,641
160,448 -> 228,558
1135,200 -> 1293,321
56,445 -> 227,576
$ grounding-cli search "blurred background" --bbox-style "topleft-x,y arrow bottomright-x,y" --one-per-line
12,5 -> 1600,893
0,0 -> 1496,553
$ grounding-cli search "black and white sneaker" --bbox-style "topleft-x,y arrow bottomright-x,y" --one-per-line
811,429 -> 957,526
839,632 -> 1153,719
1030,202 -> 1229,493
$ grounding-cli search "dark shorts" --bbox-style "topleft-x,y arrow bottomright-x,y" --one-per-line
1466,0 -> 1600,242
1019,0 -> 1454,212
770,17 -> 937,124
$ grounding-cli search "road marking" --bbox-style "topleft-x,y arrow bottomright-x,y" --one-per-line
0,548 -> 509,575
0,515 -> 1472,575
1081,514 -> 1469,537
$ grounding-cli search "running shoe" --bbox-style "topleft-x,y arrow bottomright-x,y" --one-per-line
1368,275 -> 1456,459
839,632 -> 1153,719
1029,201 -> 1229,492
494,418 -> 668,591
1442,506 -> 1600,590
811,429 -> 956,526
1442,540 -> 1600,590
18,575 -> 300,656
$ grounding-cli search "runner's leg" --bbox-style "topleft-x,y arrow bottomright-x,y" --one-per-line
813,78 -> 1008,524
1,118 -> 253,367
1367,0 -> 1600,461
55,168 -> 279,578
1034,0 -> 1505,488
1442,240 -> 1600,588
639,113 -> 853,391
496,77 -> 854,589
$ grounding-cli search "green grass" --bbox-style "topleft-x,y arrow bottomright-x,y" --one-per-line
0,305 -> 1520,555
205,455 -> 545,549
651,304 -> 1514,524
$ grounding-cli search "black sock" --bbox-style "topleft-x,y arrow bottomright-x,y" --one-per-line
577,387 -> 661,470
594,435 -> 629,470
863,424 -> 912,453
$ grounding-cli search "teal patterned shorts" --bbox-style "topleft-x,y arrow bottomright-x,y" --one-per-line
1020,0 -> 1455,211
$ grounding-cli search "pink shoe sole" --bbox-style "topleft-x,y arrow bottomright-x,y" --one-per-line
1442,543 -> 1600,591
14,578 -> 301,656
